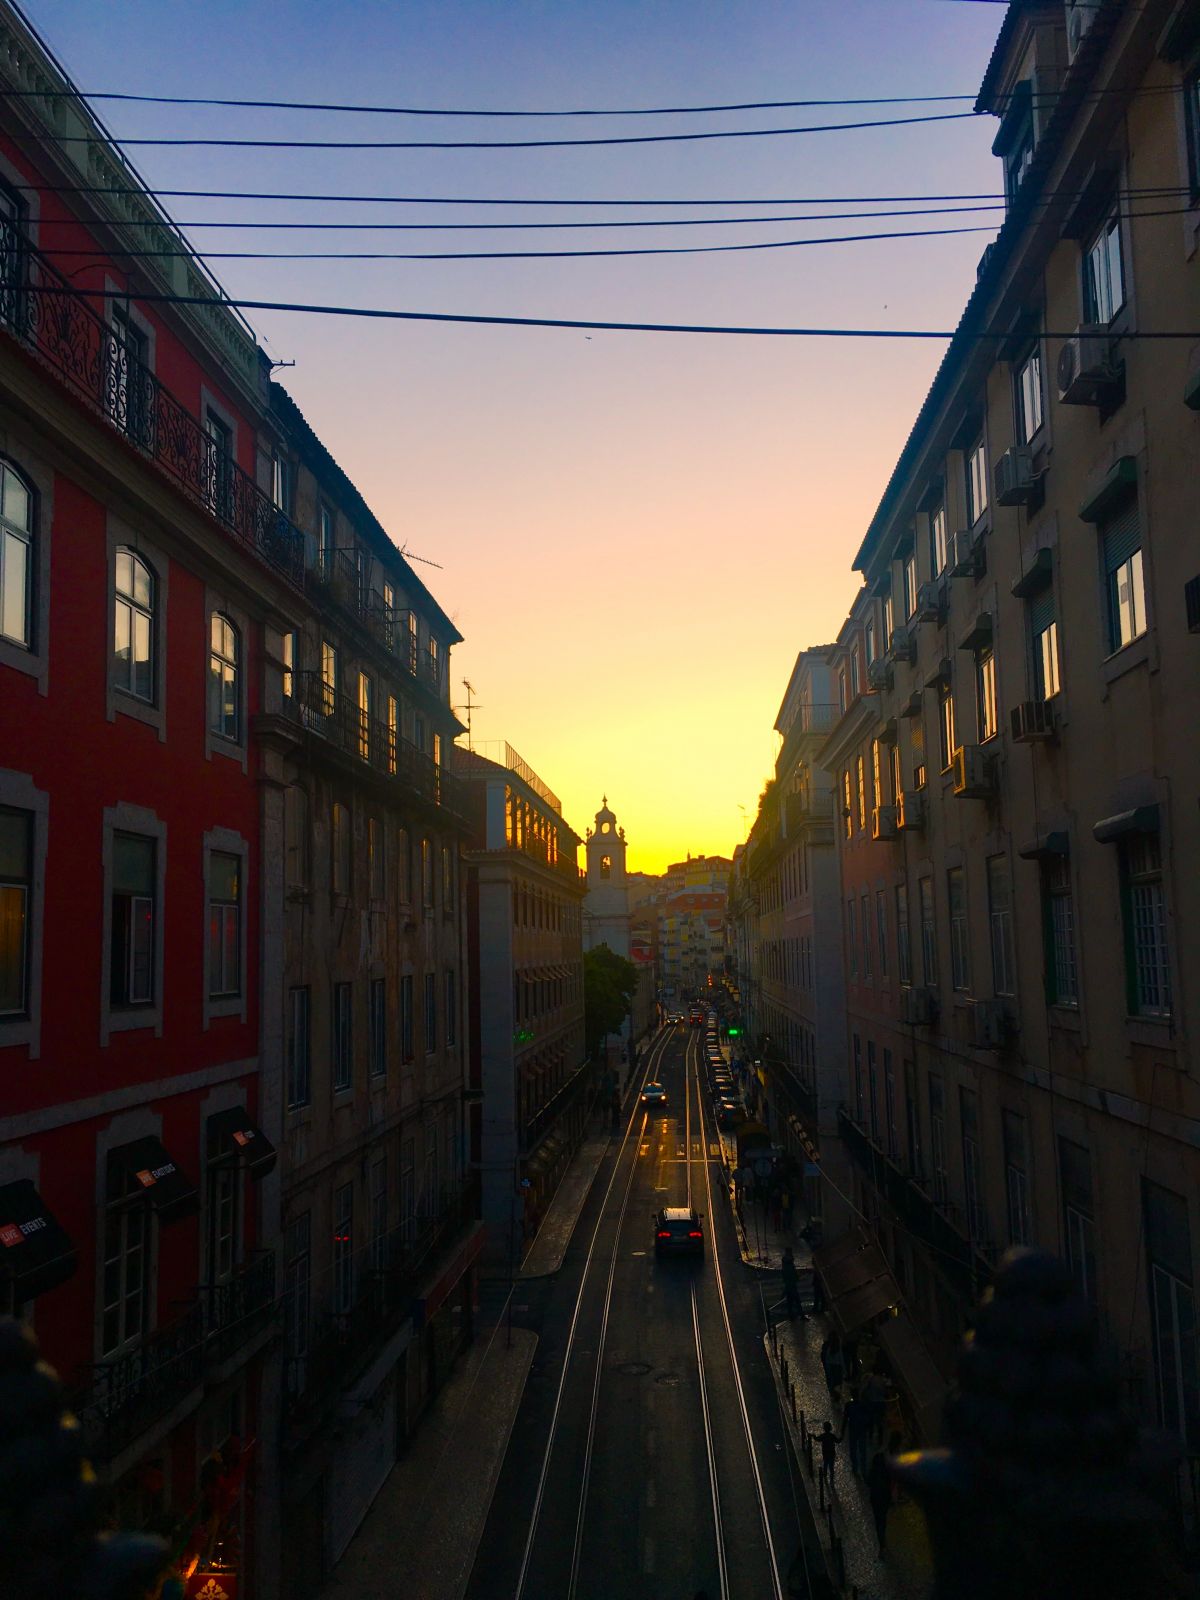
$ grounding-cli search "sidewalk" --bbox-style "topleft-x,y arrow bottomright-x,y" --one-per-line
319,1321 -> 537,1600
519,1129 -> 610,1279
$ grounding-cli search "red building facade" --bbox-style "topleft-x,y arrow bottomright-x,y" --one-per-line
0,11 -> 300,1591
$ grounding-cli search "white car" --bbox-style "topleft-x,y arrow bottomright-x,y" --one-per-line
641,1082 -> 669,1109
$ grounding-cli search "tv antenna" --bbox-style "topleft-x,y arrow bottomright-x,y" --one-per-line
400,543 -> 444,571
457,678 -> 480,750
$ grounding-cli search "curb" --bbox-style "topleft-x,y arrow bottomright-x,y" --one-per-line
762,1328 -> 846,1597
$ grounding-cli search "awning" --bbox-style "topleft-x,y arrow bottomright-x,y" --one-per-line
958,611 -> 993,653
110,1136 -> 199,1224
813,1231 -> 902,1336
822,1239 -> 890,1303
1018,830 -> 1070,862
1011,546 -> 1053,598
208,1107 -> 277,1181
923,657 -> 954,690
1093,804 -> 1160,845
878,1312 -> 949,1445
414,1221 -> 485,1327
1078,455 -> 1137,524
525,1134 -> 563,1177
832,1272 -> 901,1336
812,1228 -> 873,1277
0,1180 -> 76,1301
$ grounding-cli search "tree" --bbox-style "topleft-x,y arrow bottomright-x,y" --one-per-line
583,943 -> 638,1059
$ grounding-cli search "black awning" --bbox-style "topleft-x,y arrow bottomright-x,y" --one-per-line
111,1136 -> 199,1224
207,1106 -> 277,1181
1093,804 -> 1160,846
1018,830 -> 1070,862
0,1180 -> 76,1301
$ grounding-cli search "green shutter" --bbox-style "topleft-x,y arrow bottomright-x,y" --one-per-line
1029,585 -> 1055,635
1101,500 -> 1140,573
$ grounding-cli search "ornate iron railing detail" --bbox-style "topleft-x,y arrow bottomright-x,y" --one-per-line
199,1249 -> 277,1368
290,670 -> 466,817
0,228 -> 305,587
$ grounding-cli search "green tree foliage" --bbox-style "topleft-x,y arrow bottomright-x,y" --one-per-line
583,943 -> 638,1058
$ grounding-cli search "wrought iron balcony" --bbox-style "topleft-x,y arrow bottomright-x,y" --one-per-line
289,670 -> 466,818
73,1250 -> 277,1464
310,550 -> 450,698
0,229 -> 305,587
522,1058 -> 596,1153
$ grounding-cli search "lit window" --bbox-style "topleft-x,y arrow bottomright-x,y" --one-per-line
976,647 -> 998,741
0,806 -> 32,1016
938,683 -> 956,771
929,503 -> 947,579
1083,213 -> 1125,326
0,464 -> 33,648
1016,345 -> 1044,444
114,548 -> 155,703
209,613 -> 239,740
966,435 -> 988,527
1102,502 -> 1145,653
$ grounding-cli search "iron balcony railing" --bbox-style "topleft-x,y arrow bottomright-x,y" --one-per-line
0,226 -> 305,587
311,549 -> 447,696
73,1250 -> 277,1463
522,1057 -> 596,1153
289,670 -> 466,817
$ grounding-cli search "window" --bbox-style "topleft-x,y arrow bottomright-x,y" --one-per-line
987,855 -> 1016,997
332,802 -> 352,897
976,647 -> 998,742
320,638 -> 338,713
902,550 -> 918,620
842,771 -> 852,839
442,844 -> 454,912
424,971 -> 437,1053
1123,833 -> 1171,1018
1003,1109 -> 1031,1247
1015,344 -> 1044,444
369,1157 -> 388,1276
332,981 -> 353,1092
0,807 -> 31,1016
285,785 -> 310,892
929,502 -> 947,579
421,838 -> 434,910
890,741 -> 902,806
896,883 -> 912,984
406,611 -> 419,675
282,630 -> 296,701
1187,67 -> 1200,198
1043,855 -> 1078,1007
357,670 -> 373,761
109,304 -> 152,446
400,973 -> 414,1062
1143,1180 -> 1199,1448
283,1213 -> 311,1370
847,899 -> 858,979
1030,585 -> 1061,699
882,588 -> 894,648
928,1074 -> 948,1202
849,649 -> 860,699
0,178 -> 28,333
1083,212 -> 1125,326
938,682 -> 956,771
369,977 -> 387,1078
0,462 -> 32,648
1101,500 -> 1145,653
856,756 -> 867,829
333,1182 -> 354,1316
864,618 -> 876,664
871,741 -> 882,811
386,694 -> 398,774
209,614 -> 240,740
368,817 -> 385,900
853,1034 -> 864,1122
113,548 -> 155,702
287,986 -> 311,1108
867,1041 -> 879,1138
838,669 -> 847,715
966,435 -> 988,527
414,713 -> 427,754
947,867 -> 970,991
272,452 -> 291,512
875,889 -> 888,979
883,1050 -> 897,1156
960,1088 -> 984,1240
101,1158 -> 150,1355
918,877 -> 937,985
1059,1137 -> 1096,1305
206,1121 -> 240,1284
319,505 -> 335,568
1005,114 -> 1034,201
905,1064 -> 921,1176
911,719 -> 927,789
207,851 -> 241,999
397,827 -> 412,903
204,408 -> 233,519
427,635 -> 441,687
445,969 -> 457,1048
111,833 -> 155,1006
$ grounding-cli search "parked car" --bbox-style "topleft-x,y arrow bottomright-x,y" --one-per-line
654,1206 -> 704,1258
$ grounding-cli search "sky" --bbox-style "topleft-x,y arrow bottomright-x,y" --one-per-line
33,0 -> 1005,872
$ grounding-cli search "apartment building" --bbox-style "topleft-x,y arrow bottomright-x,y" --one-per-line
458,746 -> 588,1266
0,10 -> 299,1594
822,0 -> 1200,1533
260,391 -> 481,1589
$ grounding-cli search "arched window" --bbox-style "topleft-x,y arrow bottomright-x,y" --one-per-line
114,548 -> 155,701
0,462 -> 32,648
209,613 -> 240,739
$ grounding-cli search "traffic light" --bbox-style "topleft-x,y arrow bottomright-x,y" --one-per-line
728,1025 -> 741,1038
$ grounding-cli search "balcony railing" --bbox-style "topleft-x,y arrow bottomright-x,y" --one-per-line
73,1251 -> 277,1463
289,671 -> 465,817
310,551 -> 447,698
523,1058 -> 596,1153
0,228 -> 305,587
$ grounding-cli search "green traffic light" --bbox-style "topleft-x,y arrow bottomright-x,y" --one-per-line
728,1026 -> 741,1037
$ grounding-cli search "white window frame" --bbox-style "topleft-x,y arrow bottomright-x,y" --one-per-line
100,804 -> 166,1043
202,828 -> 249,1026
106,518 -> 168,739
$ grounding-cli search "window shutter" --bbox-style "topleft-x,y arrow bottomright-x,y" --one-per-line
1101,500 -> 1140,573
1029,585 -> 1055,635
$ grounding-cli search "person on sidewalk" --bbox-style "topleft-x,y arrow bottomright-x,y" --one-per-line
818,1421 -> 842,1495
843,1391 -> 871,1476
780,1247 -> 807,1320
867,1434 -> 901,1555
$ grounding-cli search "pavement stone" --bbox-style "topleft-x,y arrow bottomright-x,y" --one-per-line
319,1322 -> 537,1600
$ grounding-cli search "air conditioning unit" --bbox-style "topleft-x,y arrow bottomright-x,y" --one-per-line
867,658 -> 893,692
994,447 -> 1036,507
952,744 -> 996,799
970,999 -> 1012,1051
916,581 -> 945,624
871,805 -> 898,841
950,528 -> 982,579
888,625 -> 916,664
896,790 -> 924,832
1067,0 -> 1095,58
1010,700 -> 1055,743
900,986 -> 938,1026
1057,326 -> 1118,406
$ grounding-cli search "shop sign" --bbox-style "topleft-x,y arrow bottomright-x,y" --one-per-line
186,1573 -> 238,1600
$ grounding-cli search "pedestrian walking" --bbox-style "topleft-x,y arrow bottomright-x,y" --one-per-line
867,1443 -> 895,1555
843,1393 -> 871,1476
818,1421 -> 842,1495
781,1246 -> 806,1320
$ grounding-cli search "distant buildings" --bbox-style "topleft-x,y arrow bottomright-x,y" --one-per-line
582,797 -> 656,1044
729,0 -> 1200,1549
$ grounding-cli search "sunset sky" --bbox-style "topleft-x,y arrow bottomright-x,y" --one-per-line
38,0 -> 1005,872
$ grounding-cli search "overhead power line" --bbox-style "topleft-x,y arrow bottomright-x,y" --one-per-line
17,108 -> 980,151
27,282 -> 1200,341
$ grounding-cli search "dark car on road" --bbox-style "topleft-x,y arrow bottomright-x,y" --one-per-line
654,1206 -> 704,1258
641,1082 -> 668,1110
